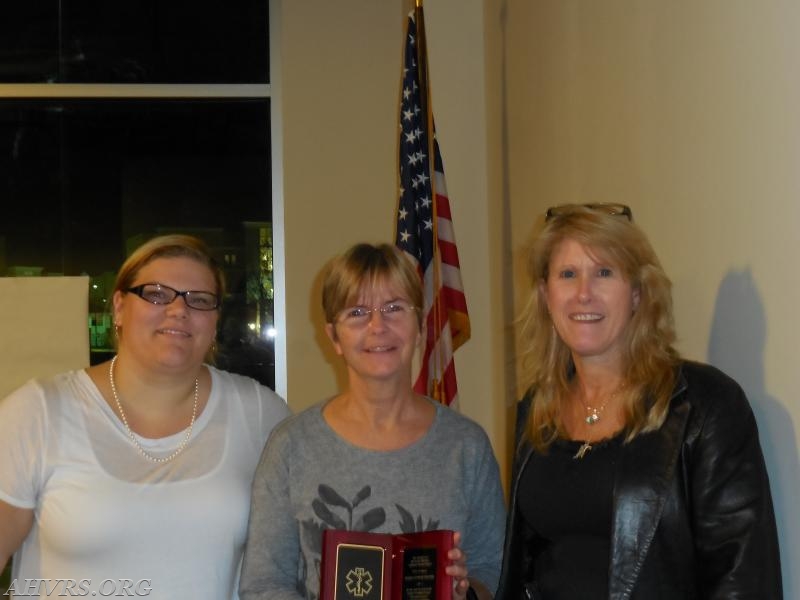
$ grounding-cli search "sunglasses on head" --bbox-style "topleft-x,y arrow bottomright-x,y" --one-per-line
545,203 -> 633,222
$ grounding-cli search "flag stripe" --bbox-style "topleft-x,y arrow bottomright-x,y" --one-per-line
438,239 -> 460,268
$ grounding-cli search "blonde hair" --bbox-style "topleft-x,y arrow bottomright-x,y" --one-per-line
322,243 -> 423,328
114,234 -> 225,299
112,234 -> 225,358
519,205 -> 679,451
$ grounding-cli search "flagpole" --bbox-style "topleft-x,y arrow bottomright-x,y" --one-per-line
413,1 -> 444,401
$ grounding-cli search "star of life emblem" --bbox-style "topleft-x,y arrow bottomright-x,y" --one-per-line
345,567 -> 374,597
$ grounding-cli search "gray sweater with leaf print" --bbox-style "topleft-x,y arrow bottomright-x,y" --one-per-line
239,399 -> 506,600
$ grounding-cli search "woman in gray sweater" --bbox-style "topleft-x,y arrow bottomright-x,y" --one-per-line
239,243 -> 505,600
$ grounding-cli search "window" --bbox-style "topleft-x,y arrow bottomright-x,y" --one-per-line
0,3 -> 276,388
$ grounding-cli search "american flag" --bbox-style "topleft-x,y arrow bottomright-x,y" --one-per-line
395,9 -> 470,406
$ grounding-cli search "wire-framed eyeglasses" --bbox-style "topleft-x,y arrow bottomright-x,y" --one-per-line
545,203 -> 633,222
336,300 -> 417,327
125,283 -> 220,311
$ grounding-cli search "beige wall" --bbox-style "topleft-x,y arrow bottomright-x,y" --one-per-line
493,0 -> 799,594
279,1 -> 799,591
279,0 -> 404,404
278,0 -> 510,482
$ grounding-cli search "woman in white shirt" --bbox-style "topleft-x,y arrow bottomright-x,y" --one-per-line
0,234 -> 289,599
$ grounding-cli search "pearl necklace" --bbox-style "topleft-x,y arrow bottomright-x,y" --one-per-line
108,356 -> 198,463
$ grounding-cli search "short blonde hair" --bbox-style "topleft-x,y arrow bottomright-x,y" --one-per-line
112,235 -> 225,360
520,205 -> 679,451
113,234 -> 225,301
322,243 -> 423,328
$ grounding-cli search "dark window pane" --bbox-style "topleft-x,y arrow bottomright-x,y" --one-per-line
0,1 -> 59,82
0,99 -> 275,388
0,1 -> 269,83
62,1 -> 269,83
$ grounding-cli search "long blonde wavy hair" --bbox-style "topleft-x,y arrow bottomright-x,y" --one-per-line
519,206 -> 679,452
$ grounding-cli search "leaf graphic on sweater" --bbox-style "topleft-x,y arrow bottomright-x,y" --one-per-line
396,504 -> 417,533
319,484 -> 351,509
351,485 -> 372,508
396,504 -> 439,533
353,507 -> 386,532
312,499 -> 347,529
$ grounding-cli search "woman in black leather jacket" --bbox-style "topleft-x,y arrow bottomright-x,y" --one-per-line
495,204 -> 781,600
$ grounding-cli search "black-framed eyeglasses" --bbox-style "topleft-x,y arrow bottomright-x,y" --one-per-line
545,203 -> 633,222
125,283 -> 220,311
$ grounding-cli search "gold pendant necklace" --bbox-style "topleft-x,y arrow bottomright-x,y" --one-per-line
108,356 -> 198,463
577,384 -> 625,426
573,383 -> 626,459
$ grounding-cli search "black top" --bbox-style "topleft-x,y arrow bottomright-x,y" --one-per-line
517,434 -> 623,600
497,362 -> 782,600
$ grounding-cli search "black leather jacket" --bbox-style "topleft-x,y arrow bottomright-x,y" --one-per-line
495,361 -> 782,600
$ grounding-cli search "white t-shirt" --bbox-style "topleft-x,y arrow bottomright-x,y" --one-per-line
0,366 -> 290,599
